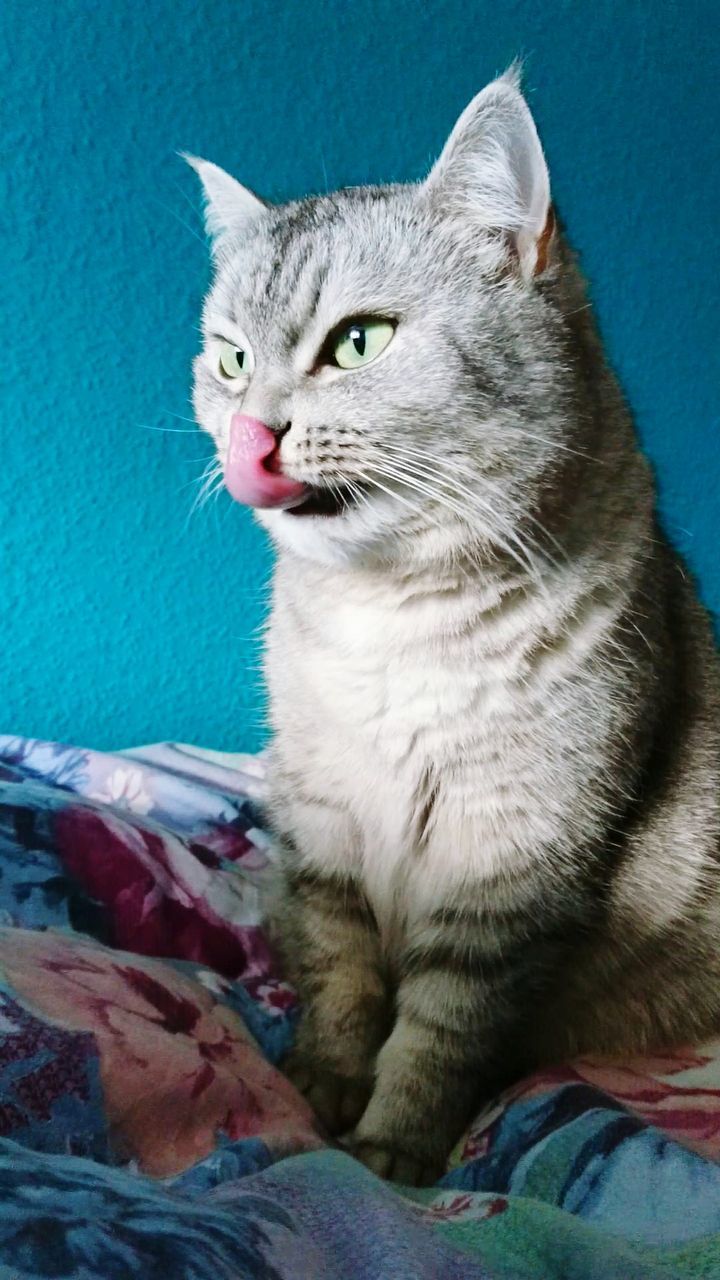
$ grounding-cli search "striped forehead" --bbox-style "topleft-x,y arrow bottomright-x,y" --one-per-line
233,205 -> 337,349
221,187 -> 403,353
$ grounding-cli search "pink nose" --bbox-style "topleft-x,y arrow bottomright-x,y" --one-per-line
224,414 -> 308,509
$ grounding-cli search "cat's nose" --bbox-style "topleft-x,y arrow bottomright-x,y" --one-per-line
225,413 -> 307,510
230,414 -> 286,458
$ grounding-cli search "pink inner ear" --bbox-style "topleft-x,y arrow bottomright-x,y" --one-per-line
533,205 -> 556,276
224,415 -> 308,509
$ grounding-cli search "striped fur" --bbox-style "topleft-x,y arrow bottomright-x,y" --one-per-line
189,72 -> 720,1184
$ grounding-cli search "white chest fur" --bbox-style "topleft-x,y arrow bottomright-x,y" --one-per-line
267,558 -> 619,932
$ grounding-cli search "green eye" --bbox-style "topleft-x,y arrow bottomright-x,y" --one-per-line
332,318 -> 395,370
218,342 -> 248,379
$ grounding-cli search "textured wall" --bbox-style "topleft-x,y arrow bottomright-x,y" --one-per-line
2,0 -> 719,752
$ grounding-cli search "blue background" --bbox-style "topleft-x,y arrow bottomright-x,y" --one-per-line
2,0 -> 718,752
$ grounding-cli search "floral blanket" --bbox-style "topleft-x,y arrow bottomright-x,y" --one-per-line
1,736 -> 720,1278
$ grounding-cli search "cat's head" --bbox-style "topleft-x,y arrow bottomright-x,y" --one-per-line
189,69 -> 585,572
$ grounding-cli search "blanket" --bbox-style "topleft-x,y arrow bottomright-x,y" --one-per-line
1,734 -> 720,1279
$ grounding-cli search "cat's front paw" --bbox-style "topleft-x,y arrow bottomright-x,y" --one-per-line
345,1135 -> 443,1187
283,1053 -> 372,1135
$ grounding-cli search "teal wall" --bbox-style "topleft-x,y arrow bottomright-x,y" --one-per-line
2,0 -> 719,752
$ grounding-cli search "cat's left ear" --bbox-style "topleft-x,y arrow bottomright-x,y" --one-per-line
182,154 -> 267,246
424,67 -> 554,280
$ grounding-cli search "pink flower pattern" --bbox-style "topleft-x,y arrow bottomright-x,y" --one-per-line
0,929 -> 320,1176
460,1045 -> 720,1163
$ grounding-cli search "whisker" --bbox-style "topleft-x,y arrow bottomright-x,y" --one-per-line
138,424 -> 199,435
150,197 -> 208,248
175,469 -> 217,496
385,429 -> 600,469
364,454 -> 554,602
562,302 -> 593,320
381,442 -> 567,568
501,427 -> 603,464
169,175 -> 206,222
182,458 -> 224,529
373,461 -> 539,584
163,410 -> 200,425
354,462 -> 489,580
353,467 -> 440,537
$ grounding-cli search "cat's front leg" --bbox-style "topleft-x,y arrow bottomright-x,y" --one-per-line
276,857 -> 390,1136
347,920 -> 534,1185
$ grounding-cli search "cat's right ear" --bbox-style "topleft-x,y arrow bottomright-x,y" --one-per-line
181,155 -> 267,247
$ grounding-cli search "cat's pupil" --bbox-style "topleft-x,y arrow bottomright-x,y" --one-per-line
350,326 -> 366,356
236,349 -> 244,368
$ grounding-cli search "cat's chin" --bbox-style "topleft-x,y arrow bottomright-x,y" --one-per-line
256,490 -> 395,568
257,494 -> 459,572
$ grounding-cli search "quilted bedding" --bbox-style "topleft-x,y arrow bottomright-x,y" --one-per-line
1,734 -> 720,1279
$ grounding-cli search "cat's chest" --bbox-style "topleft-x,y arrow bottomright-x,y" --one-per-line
283,579 -> 532,754
273,589 -> 546,921
322,645 -> 522,759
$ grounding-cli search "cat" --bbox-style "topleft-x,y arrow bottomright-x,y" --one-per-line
187,68 -> 720,1186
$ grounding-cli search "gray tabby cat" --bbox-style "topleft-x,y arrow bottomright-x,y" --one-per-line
188,69 -> 720,1186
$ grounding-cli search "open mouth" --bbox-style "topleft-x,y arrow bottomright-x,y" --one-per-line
285,483 -> 362,518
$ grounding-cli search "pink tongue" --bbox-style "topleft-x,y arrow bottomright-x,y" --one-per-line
224,414 -> 308,509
